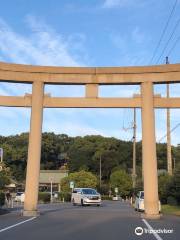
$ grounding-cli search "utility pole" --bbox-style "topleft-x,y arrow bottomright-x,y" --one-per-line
0,148 -> 3,163
166,56 -> 173,175
132,108 -> 137,188
99,155 -> 102,189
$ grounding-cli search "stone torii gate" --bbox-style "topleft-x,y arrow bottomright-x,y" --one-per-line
0,62 -> 180,219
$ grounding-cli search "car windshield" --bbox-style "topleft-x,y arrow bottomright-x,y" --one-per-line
82,189 -> 97,195
140,192 -> 144,199
16,192 -> 22,196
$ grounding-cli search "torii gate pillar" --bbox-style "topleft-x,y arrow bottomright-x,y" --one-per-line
141,81 -> 160,219
23,81 -> 44,217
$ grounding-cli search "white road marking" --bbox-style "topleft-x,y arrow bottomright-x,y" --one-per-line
0,217 -> 36,233
142,218 -> 163,240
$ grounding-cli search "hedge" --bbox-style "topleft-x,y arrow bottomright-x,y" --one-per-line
59,192 -> 71,202
38,192 -> 51,203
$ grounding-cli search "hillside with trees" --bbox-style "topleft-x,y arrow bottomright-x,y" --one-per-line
0,132 -> 179,183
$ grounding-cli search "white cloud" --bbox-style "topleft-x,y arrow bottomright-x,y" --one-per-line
109,30 -> 150,66
132,27 -> 145,44
0,16 -> 87,66
99,85 -> 140,97
43,120 -> 104,137
0,16 -> 89,136
103,0 -> 137,8
45,85 -> 85,98
0,83 -> 32,96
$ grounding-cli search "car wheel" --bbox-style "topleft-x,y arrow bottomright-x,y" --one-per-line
137,205 -> 140,212
81,199 -> 84,206
97,204 -> 100,207
72,199 -> 76,206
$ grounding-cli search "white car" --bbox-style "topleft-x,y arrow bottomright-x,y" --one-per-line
15,192 -> 25,203
71,188 -> 101,206
135,191 -> 161,212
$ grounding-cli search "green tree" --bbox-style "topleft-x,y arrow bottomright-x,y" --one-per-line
167,164 -> 180,205
158,173 -> 172,204
61,170 -> 98,192
110,170 -> 132,197
0,170 -> 10,189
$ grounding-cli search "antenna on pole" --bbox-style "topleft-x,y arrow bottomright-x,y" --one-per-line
166,56 -> 169,64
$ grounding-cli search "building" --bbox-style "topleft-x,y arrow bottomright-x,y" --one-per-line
39,170 -> 68,192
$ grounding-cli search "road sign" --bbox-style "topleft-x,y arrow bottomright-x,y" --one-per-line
49,177 -> 54,182
70,181 -> 74,189
115,187 -> 118,193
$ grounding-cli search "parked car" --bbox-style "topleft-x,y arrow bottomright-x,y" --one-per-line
135,191 -> 161,212
53,192 -> 59,199
71,188 -> 101,206
15,192 -> 25,203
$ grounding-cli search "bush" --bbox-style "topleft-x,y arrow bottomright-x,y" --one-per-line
158,174 -> 172,204
98,184 -> 110,195
167,196 -> 178,206
59,192 -> 71,202
38,192 -> 51,203
110,170 -> 133,197
101,195 -> 112,200
0,192 -> 5,207
61,170 -> 98,192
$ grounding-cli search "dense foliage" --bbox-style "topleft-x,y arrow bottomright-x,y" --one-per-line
38,192 -> 51,203
61,170 -> 98,192
158,164 -> 180,205
0,169 -> 11,189
110,170 -> 133,197
0,132 -> 179,183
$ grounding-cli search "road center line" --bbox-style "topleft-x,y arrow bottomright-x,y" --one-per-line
0,217 -> 36,233
142,219 -> 163,240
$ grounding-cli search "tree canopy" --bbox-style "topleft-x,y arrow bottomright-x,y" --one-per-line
0,132 -> 179,184
61,170 -> 98,192
110,170 -> 132,197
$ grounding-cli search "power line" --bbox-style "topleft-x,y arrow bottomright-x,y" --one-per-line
158,123 -> 180,142
156,18 -> 180,64
167,35 -> 180,57
149,0 -> 178,64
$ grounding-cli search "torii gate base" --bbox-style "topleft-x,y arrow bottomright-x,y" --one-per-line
1,62 -> 180,219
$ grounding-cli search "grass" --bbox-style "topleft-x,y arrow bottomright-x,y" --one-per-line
162,204 -> 180,216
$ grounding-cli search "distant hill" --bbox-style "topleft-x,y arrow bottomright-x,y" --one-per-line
0,132 -> 179,182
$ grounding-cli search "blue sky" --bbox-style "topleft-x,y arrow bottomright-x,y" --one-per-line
0,0 -> 180,145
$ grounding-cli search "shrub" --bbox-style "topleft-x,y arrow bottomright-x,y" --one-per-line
98,184 -> 110,195
59,192 -> 71,202
38,192 -> 51,203
61,170 -> 98,192
0,192 -> 5,207
158,174 -> 172,204
101,195 -> 112,200
110,170 -> 133,197
167,196 -> 178,206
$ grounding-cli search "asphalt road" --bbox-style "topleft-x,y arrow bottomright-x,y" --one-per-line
0,201 -> 179,240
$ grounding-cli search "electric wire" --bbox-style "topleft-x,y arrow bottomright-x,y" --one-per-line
156,18 -> 180,64
158,122 -> 180,142
149,0 -> 178,64
167,35 -> 180,57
